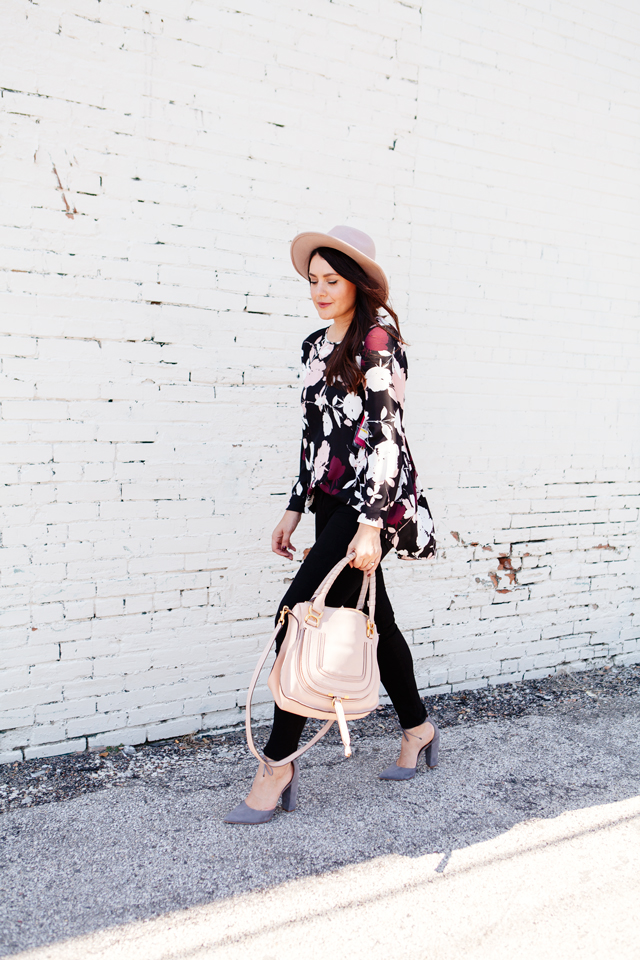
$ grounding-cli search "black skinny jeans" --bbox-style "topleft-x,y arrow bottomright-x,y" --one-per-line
264,489 -> 427,761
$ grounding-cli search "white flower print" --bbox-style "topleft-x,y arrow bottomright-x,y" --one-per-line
367,438 -> 399,486
322,411 -> 333,436
349,446 -> 367,474
415,502 -> 435,547
318,339 -> 334,360
343,393 -> 363,421
365,364 -> 392,392
313,439 -> 330,479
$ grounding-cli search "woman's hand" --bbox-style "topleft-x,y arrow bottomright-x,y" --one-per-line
347,523 -> 382,575
272,510 -> 302,560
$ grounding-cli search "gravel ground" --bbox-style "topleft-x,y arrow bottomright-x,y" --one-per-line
2,663 -> 638,816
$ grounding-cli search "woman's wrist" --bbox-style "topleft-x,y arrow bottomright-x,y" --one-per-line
355,526 -> 380,545
286,495 -> 305,513
347,522 -> 382,573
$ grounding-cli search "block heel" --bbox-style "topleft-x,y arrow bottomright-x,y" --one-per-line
281,758 -> 300,811
423,723 -> 440,768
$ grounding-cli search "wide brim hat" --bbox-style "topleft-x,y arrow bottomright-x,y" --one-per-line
290,225 -> 389,299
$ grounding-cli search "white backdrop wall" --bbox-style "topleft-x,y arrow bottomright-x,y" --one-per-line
1,0 -> 639,762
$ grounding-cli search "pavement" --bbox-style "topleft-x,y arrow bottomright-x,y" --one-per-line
1,698 -> 639,960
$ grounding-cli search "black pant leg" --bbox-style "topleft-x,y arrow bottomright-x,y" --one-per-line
373,564 -> 427,729
341,554 -> 427,730
338,532 -> 427,729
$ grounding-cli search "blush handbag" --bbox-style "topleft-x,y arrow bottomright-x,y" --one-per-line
245,553 -> 380,766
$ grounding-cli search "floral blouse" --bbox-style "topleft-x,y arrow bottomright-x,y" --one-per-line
287,322 -> 436,560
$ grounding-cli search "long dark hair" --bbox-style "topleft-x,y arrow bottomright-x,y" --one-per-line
309,246 -> 404,393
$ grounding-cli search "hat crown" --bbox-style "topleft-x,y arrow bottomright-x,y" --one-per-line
326,225 -> 376,262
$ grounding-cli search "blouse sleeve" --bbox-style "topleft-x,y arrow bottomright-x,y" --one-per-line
357,325 -> 409,529
286,338 -> 312,513
287,449 -> 309,513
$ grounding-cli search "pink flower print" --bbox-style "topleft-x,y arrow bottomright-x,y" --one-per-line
304,357 -> 325,388
314,440 -> 330,479
364,326 -> 391,352
391,361 -> 406,406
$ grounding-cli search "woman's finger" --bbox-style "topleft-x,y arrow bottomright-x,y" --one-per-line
347,540 -> 381,571
272,529 -> 290,557
354,556 -> 376,571
280,536 -> 290,556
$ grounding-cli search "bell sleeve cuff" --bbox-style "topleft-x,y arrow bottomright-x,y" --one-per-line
357,513 -> 383,528
286,492 -> 306,513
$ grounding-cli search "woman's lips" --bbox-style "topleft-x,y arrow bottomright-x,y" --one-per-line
318,302 -> 331,307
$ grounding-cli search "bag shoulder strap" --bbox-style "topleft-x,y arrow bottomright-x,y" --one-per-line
244,616 -> 334,768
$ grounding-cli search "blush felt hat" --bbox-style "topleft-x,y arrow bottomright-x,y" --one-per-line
290,225 -> 389,299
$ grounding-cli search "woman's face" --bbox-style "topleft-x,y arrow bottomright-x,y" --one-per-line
308,253 -> 357,325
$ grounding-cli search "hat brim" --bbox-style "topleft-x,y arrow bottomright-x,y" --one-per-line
290,232 -> 389,300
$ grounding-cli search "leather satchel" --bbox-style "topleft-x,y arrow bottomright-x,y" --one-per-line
245,553 -> 380,766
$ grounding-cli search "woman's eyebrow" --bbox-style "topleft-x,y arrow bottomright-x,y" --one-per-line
308,271 -> 339,279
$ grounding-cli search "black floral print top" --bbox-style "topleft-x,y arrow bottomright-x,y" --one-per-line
287,322 -> 436,560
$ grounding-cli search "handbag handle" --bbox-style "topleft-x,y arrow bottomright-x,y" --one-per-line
310,552 -> 377,623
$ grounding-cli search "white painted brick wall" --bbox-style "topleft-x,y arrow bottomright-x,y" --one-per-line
1,0 -> 639,762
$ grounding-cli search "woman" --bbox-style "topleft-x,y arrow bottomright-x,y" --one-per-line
225,225 -> 437,825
